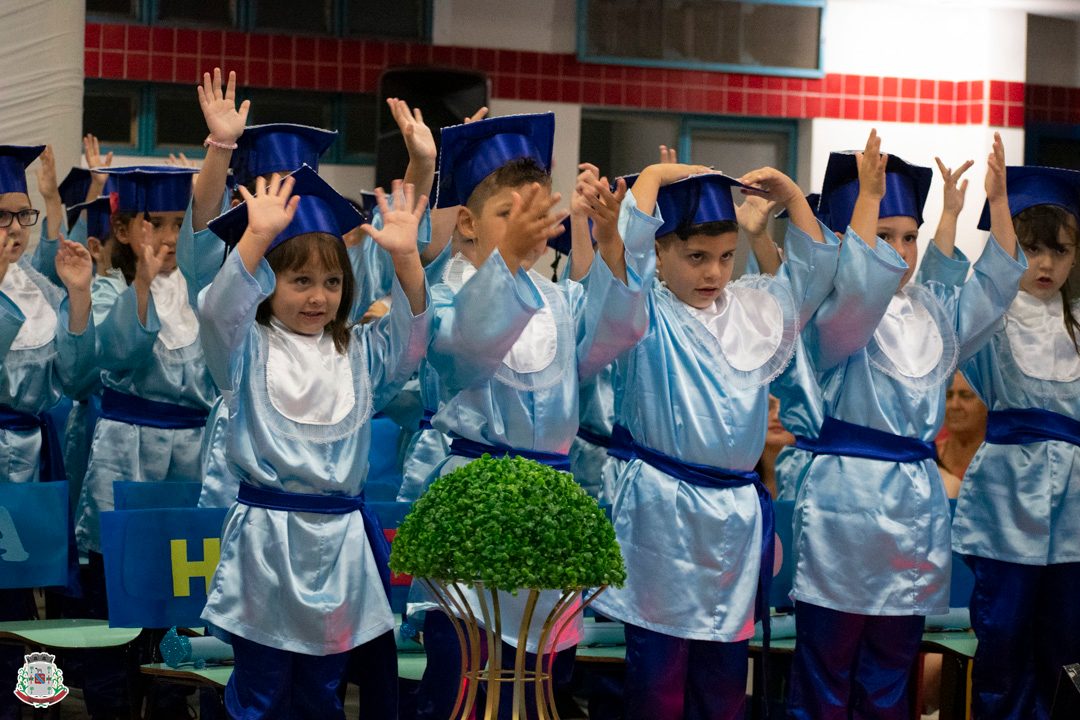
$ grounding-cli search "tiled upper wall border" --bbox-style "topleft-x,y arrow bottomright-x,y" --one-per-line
86,22 -> 1068,129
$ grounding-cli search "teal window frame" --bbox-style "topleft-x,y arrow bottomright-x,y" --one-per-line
678,116 -> 799,180
577,0 -> 827,79
86,79 -> 376,165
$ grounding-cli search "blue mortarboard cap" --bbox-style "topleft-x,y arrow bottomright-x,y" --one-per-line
775,193 -> 821,220
58,167 -> 117,208
230,123 -> 338,188
436,113 -> 555,208
208,165 -> 362,254
99,166 -> 196,214
66,196 -> 112,241
818,152 -> 932,234
354,191 -> 378,225
0,145 -> 45,195
546,216 -> 573,255
976,165 -> 1080,230
655,173 -> 752,237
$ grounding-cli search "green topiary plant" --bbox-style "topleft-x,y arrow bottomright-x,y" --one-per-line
390,454 -> 626,592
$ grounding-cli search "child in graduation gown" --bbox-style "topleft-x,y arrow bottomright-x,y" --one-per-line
591,162 -> 837,720
412,112 -> 652,719
0,143 -> 95,720
920,161 -> 1080,720
780,132 -> 1025,720
198,168 -> 429,718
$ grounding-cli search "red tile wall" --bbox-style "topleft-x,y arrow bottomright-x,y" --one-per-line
86,22 -> 1052,129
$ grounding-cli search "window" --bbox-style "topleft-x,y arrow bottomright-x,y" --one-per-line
84,82 -> 141,147
579,0 -> 825,78
252,0 -> 333,33
85,81 -> 376,164
87,0 -> 139,20
157,0 -> 236,25
345,0 -> 429,40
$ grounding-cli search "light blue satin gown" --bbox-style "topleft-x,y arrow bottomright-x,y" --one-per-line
199,250 -> 430,654
785,235 -> 1025,616
593,192 -> 838,642
0,259 -> 96,483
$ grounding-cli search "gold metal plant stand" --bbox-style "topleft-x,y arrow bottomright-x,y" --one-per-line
421,579 -> 606,720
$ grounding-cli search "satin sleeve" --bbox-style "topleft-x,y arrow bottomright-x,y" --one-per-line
55,296 -> 97,393
0,290 -> 25,359
618,189 -> 663,281
428,249 -> 543,393
91,275 -> 125,327
96,284 -> 162,373
573,244 -> 651,381
30,216 -> 71,287
777,218 -> 841,327
949,232 -> 1027,363
361,274 -> 431,412
917,243 -> 970,287
807,227 -> 907,370
198,250 -> 275,393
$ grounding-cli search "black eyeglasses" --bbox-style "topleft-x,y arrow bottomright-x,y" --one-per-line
0,210 -> 40,228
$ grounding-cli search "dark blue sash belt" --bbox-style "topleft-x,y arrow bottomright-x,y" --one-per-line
0,404 -> 66,482
417,408 -> 436,432
794,416 -> 936,463
235,483 -> 391,601
576,425 -> 612,449
607,424 -> 636,462
986,408 -> 1080,447
449,437 -> 572,472
610,424 -> 775,655
100,388 -> 209,430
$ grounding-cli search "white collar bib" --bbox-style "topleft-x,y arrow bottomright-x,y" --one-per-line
678,285 -> 783,372
265,317 -> 356,425
872,289 -> 943,379
1005,290 -> 1080,382
150,270 -> 199,351
1,263 -> 56,350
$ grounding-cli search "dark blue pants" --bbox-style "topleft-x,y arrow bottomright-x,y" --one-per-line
225,634 -> 352,720
341,630 -> 398,720
623,622 -> 748,720
787,601 -> 924,720
414,610 -> 576,720
967,556 -> 1080,720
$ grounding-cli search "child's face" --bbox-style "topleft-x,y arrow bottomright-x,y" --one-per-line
877,215 -> 919,290
766,394 -> 795,448
270,258 -> 344,336
118,211 -> 186,275
655,231 -> 738,309
1019,228 -> 1077,301
944,372 -> 986,437
0,192 -> 33,264
458,184 -> 551,271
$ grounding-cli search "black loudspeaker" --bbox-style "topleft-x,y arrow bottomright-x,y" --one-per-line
1051,663 -> 1080,719
375,66 -> 489,192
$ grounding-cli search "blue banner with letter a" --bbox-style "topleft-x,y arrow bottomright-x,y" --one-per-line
0,482 -> 69,589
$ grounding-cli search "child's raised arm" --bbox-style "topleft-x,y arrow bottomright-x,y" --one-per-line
849,129 -> 887,247
234,173 -> 299,275
54,237 -> 93,334
193,68 -> 250,231
577,171 -> 629,283
36,146 -> 62,242
629,162 -> 712,217
83,134 -> 113,203
930,157 -> 973,259
567,163 -> 600,281
359,180 -> 428,316
985,132 -> 1018,257
498,183 -> 568,270
389,98 -> 437,208
734,193 -> 782,274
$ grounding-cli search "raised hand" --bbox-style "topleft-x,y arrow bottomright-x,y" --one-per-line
166,152 -> 199,169
54,236 -> 93,294
738,166 -> 801,206
464,106 -> 489,124
388,98 -> 436,166
985,132 -> 1008,204
359,180 -> 427,257
502,182 -> 567,268
735,194 -> 777,238
37,145 -> 59,201
133,219 -> 169,287
237,174 -> 299,250
577,173 -> 626,247
856,129 -> 887,200
198,67 -> 250,146
0,228 -> 12,284
84,133 -> 114,186
570,164 -> 601,218
936,157 -> 973,216
659,144 -> 678,164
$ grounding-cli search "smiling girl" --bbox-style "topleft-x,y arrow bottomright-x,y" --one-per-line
944,164 -> 1080,720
